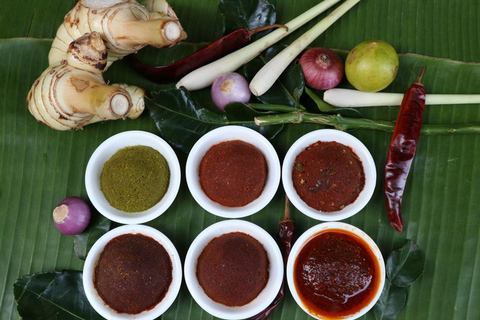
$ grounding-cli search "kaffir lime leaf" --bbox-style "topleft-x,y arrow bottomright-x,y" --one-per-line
345,40 -> 399,92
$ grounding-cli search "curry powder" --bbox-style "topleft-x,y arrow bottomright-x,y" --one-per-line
100,145 -> 170,212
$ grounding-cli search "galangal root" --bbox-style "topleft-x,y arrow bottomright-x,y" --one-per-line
49,0 -> 187,69
27,32 -> 145,131
28,0 -> 186,130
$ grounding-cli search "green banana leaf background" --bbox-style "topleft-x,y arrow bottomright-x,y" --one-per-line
1,0 -> 480,319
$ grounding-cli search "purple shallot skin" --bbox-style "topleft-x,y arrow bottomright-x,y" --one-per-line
53,196 -> 91,235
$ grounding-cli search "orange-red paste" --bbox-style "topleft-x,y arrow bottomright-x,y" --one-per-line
199,140 -> 267,207
294,230 -> 381,318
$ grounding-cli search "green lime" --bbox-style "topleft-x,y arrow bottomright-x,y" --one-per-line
345,40 -> 399,92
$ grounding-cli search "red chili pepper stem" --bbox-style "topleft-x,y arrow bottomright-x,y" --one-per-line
414,66 -> 426,85
248,24 -> 289,37
384,67 -> 427,232
283,194 -> 291,221
244,195 -> 293,320
129,24 -> 287,84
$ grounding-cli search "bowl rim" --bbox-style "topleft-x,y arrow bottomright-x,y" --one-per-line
82,224 -> 182,320
286,222 -> 386,320
185,125 -> 280,218
85,130 -> 181,224
184,219 -> 284,320
282,129 -> 376,221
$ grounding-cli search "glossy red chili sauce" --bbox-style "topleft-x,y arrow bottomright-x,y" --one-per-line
294,230 -> 381,319
94,234 -> 172,314
196,232 -> 269,306
292,141 -> 365,212
199,140 -> 268,207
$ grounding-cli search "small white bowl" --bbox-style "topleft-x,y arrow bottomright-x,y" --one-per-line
186,125 -> 280,218
282,129 -> 376,221
286,222 -> 385,320
85,130 -> 181,224
83,224 -> 182,320
184,220 -> 284,320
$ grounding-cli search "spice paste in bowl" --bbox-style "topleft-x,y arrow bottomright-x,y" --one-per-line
94,233 -> 173,314
100,145 -> 170,212
196,232 -> 269,306
293,228 -> 383,319
199,140 -> 267,207
292,141 -> 365,212
186,126 -> 280,218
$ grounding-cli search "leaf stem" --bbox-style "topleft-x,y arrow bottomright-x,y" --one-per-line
254,111 -> 480,135
248,103 -> 298,112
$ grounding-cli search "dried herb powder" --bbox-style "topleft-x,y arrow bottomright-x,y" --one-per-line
100,145 -> 170,212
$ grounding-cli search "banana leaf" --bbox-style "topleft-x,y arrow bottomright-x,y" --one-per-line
1,0 -> 480,320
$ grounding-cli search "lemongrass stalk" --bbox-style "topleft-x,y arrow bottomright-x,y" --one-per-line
324,88 -> 480,107
249,0 -> 361,96
175,0 -> 341,91
254,111 -> 480,135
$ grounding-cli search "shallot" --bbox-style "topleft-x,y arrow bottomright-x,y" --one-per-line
53,197 -> 91,235
211,73 -> 251,110
299,47 -> 344,90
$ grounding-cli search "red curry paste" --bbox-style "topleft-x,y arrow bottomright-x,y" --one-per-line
94,234 -> 172,314
199,140 -> 268,207
294,230 -> 381,319
196,232 -> 269,306
292,141 -> 365,212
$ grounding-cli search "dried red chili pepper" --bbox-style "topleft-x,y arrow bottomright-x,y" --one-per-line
384,67 -> 426,232
129,24 -> 287,84
245,196 -> 294,320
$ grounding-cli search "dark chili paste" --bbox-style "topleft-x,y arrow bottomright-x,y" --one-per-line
94,233 -> 173,314
199,140 -> 268,207
292,141 -> 365,212
294,230 -> 381,319
196,232 -> 269,306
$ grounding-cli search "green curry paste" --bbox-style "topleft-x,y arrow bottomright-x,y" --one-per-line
100,145 -> 170,212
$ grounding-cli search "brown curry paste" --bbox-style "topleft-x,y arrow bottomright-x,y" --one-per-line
199,140 -> 268,207
196,232 -> 269,306
292,141 -> 365,212
94,233 -> 172,314
294,230 -> 381,318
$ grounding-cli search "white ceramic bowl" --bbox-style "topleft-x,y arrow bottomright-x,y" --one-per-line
186,126 -> 280,218
83,224 -> 182,320
184,220 -> 284,320
282,129 -> 376,221
286,222 -> 385,320
85,130 -> 181,224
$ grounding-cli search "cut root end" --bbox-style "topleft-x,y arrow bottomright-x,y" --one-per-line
163,21 -> 182,41
110,92 -> 131,117
249,85 -> 260,97
53,204 -> 68,223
